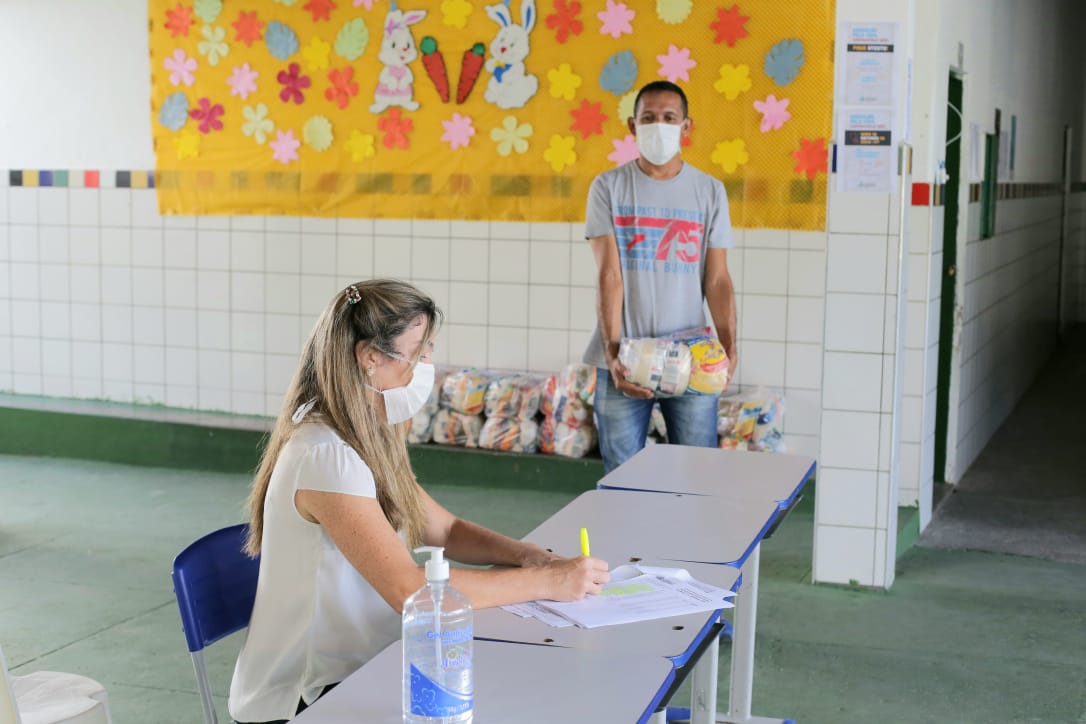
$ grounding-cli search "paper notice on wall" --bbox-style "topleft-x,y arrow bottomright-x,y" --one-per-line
837,110 -> 894,192
836,22 -> 898,193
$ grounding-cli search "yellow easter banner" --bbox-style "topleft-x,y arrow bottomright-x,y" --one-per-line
149,0 -> 835,228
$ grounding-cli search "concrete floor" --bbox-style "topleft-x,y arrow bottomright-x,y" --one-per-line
2,333 -> 1085,723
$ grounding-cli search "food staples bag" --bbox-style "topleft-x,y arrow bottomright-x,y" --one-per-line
618,326 -> 728,397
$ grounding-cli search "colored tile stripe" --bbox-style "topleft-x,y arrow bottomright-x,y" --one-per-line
5,170 -> 154,189
914,180 -> 1068,206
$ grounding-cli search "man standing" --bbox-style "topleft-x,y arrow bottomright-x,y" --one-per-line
584,80 -> 738,473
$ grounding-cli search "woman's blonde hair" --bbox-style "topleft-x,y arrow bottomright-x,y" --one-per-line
244,279 -> 441,556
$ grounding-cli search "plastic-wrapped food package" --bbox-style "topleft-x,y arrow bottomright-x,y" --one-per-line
718,389 -> 786,452
484,374 -> 546,420
552,421 -> 597,458
479,416 -> 541,453
431,408 -> 484,448
539,415 -> 556,455
551,393 -> 593,427
646,402 -> 668,443
407,368 -> 448,444
440,368 -> 492,415
618,326 -> 728,397
540,375 -> 558,418
559,363 -> 597,402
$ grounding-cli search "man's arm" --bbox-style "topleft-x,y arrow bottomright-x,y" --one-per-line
704,247 -> 737,390
589,234 -> 654,398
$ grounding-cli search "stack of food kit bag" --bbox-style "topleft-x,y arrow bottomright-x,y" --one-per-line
539,363 -> 598,458
431,368 -> 491,448
717,388 -> 786,452
407,368 -> 449,444
617,326 -> 729,396
478,374 -> 546,453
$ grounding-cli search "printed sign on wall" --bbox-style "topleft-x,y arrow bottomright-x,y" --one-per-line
150,0 -> 836,228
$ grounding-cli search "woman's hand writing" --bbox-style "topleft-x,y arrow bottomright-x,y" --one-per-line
541,556 -> 610,601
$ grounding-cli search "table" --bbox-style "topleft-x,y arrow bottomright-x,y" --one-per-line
291,639 -> 675,724
598,445 -> 817,724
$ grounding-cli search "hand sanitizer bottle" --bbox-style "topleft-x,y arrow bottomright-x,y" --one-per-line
402,546 -> 473,723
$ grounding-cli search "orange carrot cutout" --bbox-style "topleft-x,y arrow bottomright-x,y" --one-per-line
456,42 -> 486,104
420,36 -> 449,102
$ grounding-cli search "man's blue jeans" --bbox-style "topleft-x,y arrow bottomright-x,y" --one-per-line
594,368 -> 720,474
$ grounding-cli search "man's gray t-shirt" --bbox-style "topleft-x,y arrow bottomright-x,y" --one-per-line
582,160 -> 734,368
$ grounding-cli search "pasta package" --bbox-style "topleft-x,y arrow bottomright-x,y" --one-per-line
618,326 -> 728,397
431,408 -> 484,448
479,416 -> 541,454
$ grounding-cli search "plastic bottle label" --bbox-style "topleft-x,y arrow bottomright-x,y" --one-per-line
409,663 -> 473,717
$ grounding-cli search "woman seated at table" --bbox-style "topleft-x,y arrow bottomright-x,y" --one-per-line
229,279 -> 609,724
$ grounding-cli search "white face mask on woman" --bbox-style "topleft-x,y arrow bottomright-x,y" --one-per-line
369,358 -> 435,425
635,122 -> 683,166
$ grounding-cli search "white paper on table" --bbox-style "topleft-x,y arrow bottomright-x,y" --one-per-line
500,600 -> 574,628
531,565 -> 735,629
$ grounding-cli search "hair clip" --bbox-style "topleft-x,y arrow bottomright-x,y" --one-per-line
345,285 -> 362,305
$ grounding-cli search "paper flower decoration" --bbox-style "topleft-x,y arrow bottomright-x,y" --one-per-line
607,134 -> 640,165
194,0 -> 223,23
165,3 -> 195,38
656,0 -> 692,24
791,137 -> 827,179
335,18 -> 369,60
304,116 -> 334,151
441,112 -> 476,150
242,104 -> 275,144
569,100 -> 607,139
547,63 -> 582,101
302,37 -> 332,72
656,44 -> 695,83
189,97 -> 224,134
197,25 -> 229,66
713,64 -> 752,101
278,63 -> 311,104
304,0 -> 337,22
441,0 -> 473,29
266,21 -> 299,60
164,49 -> 198,87
490,115 -> 533,156
546,0 -> 584,44
765,39 -> 805,86
227,63 -> 259,100
711,5 -> 749,47
270,129 -> 301,164
753,95 -> 791,132
326,67 -> 360,109
378,108 -> 414,149
232,11 -> 264,47
159,92 -> 190,131
544,135 -> 577,172
597,1 -> 634,38
173,129 -> 201,159
711,138 -> 749,174
345,130 -> 377,161
600,51 -> 638,96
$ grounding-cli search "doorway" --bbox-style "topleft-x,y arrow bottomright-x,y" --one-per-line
933,71 -> 963,484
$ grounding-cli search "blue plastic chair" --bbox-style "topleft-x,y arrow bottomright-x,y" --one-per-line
172,524 -> 260,724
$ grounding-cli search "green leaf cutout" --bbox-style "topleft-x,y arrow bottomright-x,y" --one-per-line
335,18 -> 369,61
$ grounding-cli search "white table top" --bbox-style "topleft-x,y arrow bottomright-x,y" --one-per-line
522,489 -> 781,566
291,639 -> 674,724
596,444 -> 816,505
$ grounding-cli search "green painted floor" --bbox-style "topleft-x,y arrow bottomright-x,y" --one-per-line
2,453 -> 1084,723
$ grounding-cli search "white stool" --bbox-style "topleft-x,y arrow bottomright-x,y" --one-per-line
1,645 -> 112,724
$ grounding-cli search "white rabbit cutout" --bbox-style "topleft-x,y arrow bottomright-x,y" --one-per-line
483,0 -> 539,109
370,6 -> 427,113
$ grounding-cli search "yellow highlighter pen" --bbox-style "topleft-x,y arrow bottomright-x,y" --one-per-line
580,527 -> 590,557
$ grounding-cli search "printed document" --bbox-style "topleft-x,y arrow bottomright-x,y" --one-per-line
502,565 -> 735,629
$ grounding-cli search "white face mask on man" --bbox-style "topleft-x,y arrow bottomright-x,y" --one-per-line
368,356 -> 435,425
635,122 -> 683,166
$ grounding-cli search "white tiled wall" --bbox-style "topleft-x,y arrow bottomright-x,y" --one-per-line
1064,192 -> 1086,325
952,195 -> 1064,477
0,180 -> 824,460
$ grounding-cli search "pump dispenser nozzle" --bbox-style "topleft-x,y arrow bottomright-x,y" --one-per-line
414,545 -> 450,583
